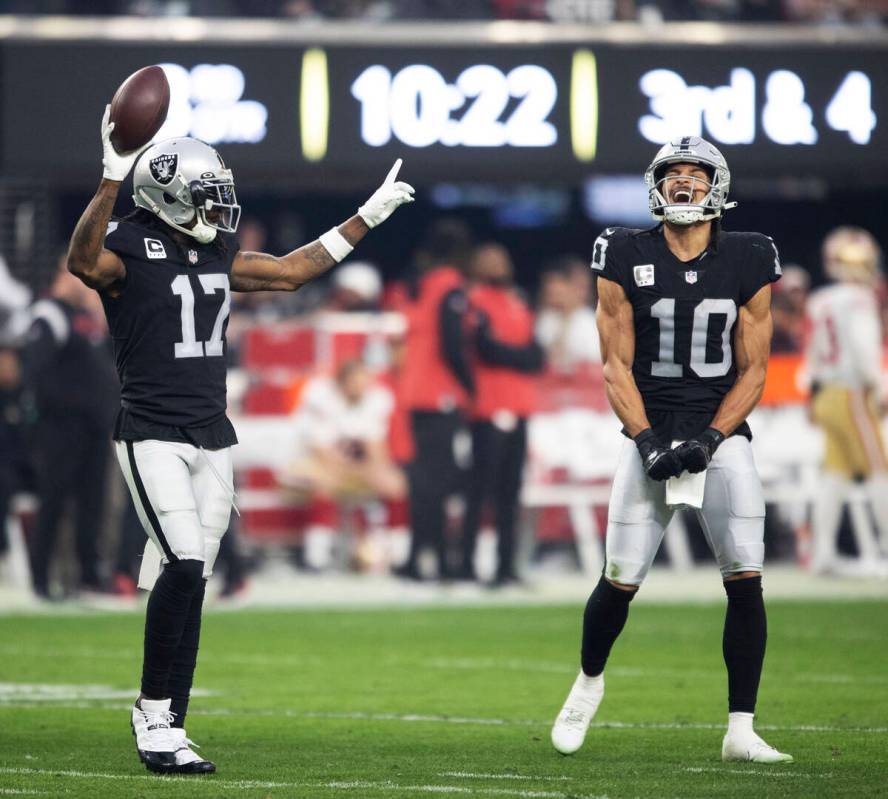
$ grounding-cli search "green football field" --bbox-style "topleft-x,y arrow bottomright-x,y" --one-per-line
0,599 -> 886,798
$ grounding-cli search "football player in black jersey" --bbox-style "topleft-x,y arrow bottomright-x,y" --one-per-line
66,107 -> 414,775
551,137 -> 792,763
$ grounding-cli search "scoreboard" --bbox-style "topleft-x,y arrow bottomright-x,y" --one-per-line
2,25 -> 886,188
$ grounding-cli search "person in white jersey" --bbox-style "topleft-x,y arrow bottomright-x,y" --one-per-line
805,226 -> 888,575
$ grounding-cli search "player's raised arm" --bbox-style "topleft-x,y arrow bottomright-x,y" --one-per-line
598,276 -> 682,481
709,284 -> 773,436
67,107 -> 139,291
231,159 -> 414,292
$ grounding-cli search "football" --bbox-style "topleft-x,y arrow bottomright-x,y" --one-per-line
108,65 -> 170,154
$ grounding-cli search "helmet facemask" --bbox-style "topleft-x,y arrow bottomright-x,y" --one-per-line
188,177 -> 241,243
651,168 -> 719,225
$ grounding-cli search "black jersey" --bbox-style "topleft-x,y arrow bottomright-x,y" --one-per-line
592,224 -> 781,441
101,218 -> 240,448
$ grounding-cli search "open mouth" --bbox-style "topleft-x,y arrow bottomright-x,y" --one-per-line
672,189 -> 693,203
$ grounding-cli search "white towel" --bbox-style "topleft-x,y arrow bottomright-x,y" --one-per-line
665,440 -> 707,509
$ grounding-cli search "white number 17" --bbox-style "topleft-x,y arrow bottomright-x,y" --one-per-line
171,273 -> 231,359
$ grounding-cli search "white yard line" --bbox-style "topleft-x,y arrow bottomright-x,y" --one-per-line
0,683 -> 213,703
324,782 -> 601,798
5,644 -> 886,689
2,703 -> 886,735
684,767 -> 832,779
0,769 -> 603,798
425,658 -> 888,685
439,773 -> 570,782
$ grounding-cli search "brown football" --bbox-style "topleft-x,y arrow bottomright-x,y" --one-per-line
109,66 -> 170,154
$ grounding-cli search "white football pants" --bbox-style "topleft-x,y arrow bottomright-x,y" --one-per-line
115,440 -> 234,584
605,435 -> 765,585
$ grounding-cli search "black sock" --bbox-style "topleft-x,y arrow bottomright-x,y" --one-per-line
723,575 -> 767,714
168,578 -> 206,728
141,559 -> 205,700
581,575 -> 637,676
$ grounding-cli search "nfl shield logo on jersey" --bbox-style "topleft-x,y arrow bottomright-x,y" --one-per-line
633,264 -> 655,287
188,250 -> 199,265
685,270 -> 698,284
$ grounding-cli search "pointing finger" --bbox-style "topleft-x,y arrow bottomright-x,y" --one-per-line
384,158 -> 403,185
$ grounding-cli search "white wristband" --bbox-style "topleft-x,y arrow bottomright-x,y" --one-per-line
319,227 -> 354,263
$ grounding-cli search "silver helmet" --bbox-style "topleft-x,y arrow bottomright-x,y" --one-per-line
644,136 -> 736,225
132,138 -> 241,244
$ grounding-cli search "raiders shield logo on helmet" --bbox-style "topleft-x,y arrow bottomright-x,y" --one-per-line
149,154 -> 178,186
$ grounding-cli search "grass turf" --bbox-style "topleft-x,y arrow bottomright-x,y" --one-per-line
0,599 -> 886,798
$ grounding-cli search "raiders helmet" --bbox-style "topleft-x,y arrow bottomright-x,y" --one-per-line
822,227 -> 883,285
645,136 -> 736,225
132,138 -> 241,244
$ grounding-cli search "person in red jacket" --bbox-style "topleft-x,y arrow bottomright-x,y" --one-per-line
395,220 -> 476,581
460,243 -> 544,585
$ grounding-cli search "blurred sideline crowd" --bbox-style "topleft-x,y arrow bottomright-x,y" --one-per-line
11,0 -> 888,26
0,218 -> 886,601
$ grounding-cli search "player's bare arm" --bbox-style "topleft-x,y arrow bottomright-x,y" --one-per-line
67,179 -> 127,291
231,216 -> 369,292
597,277 -> 649,437
710,284 -> 773,436
231,159 -> 414,294
598,276 -> 683,482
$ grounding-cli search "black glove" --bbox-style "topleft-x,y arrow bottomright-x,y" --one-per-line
674,427 -> 725,474
634,429 -> 683,481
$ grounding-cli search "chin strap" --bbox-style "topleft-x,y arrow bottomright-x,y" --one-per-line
190,223 -> 217,244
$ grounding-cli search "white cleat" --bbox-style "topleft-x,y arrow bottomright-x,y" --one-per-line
551,671 -> 605,755
722,730 -> 794,763
131,698 -> 178,773
170,728 -> 216,774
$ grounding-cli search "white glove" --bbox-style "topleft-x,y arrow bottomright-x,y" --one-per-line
101,105 -> 149,182
358,159 -> 415,228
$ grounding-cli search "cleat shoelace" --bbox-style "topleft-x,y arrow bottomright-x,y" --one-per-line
138,707 -> 177,750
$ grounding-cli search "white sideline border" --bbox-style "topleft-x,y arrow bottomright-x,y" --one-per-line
2,565 -> 888,614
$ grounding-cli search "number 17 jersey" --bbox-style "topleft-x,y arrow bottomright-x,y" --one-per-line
592,224 -> 781,441
101,217 -> 239,448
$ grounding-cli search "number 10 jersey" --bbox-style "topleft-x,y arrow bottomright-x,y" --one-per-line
101,218 -> 239,448
592,224 -> 782,441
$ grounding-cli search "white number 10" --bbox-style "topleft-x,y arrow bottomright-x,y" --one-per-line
650,298 -> 737,378
171,273 -> 231,359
